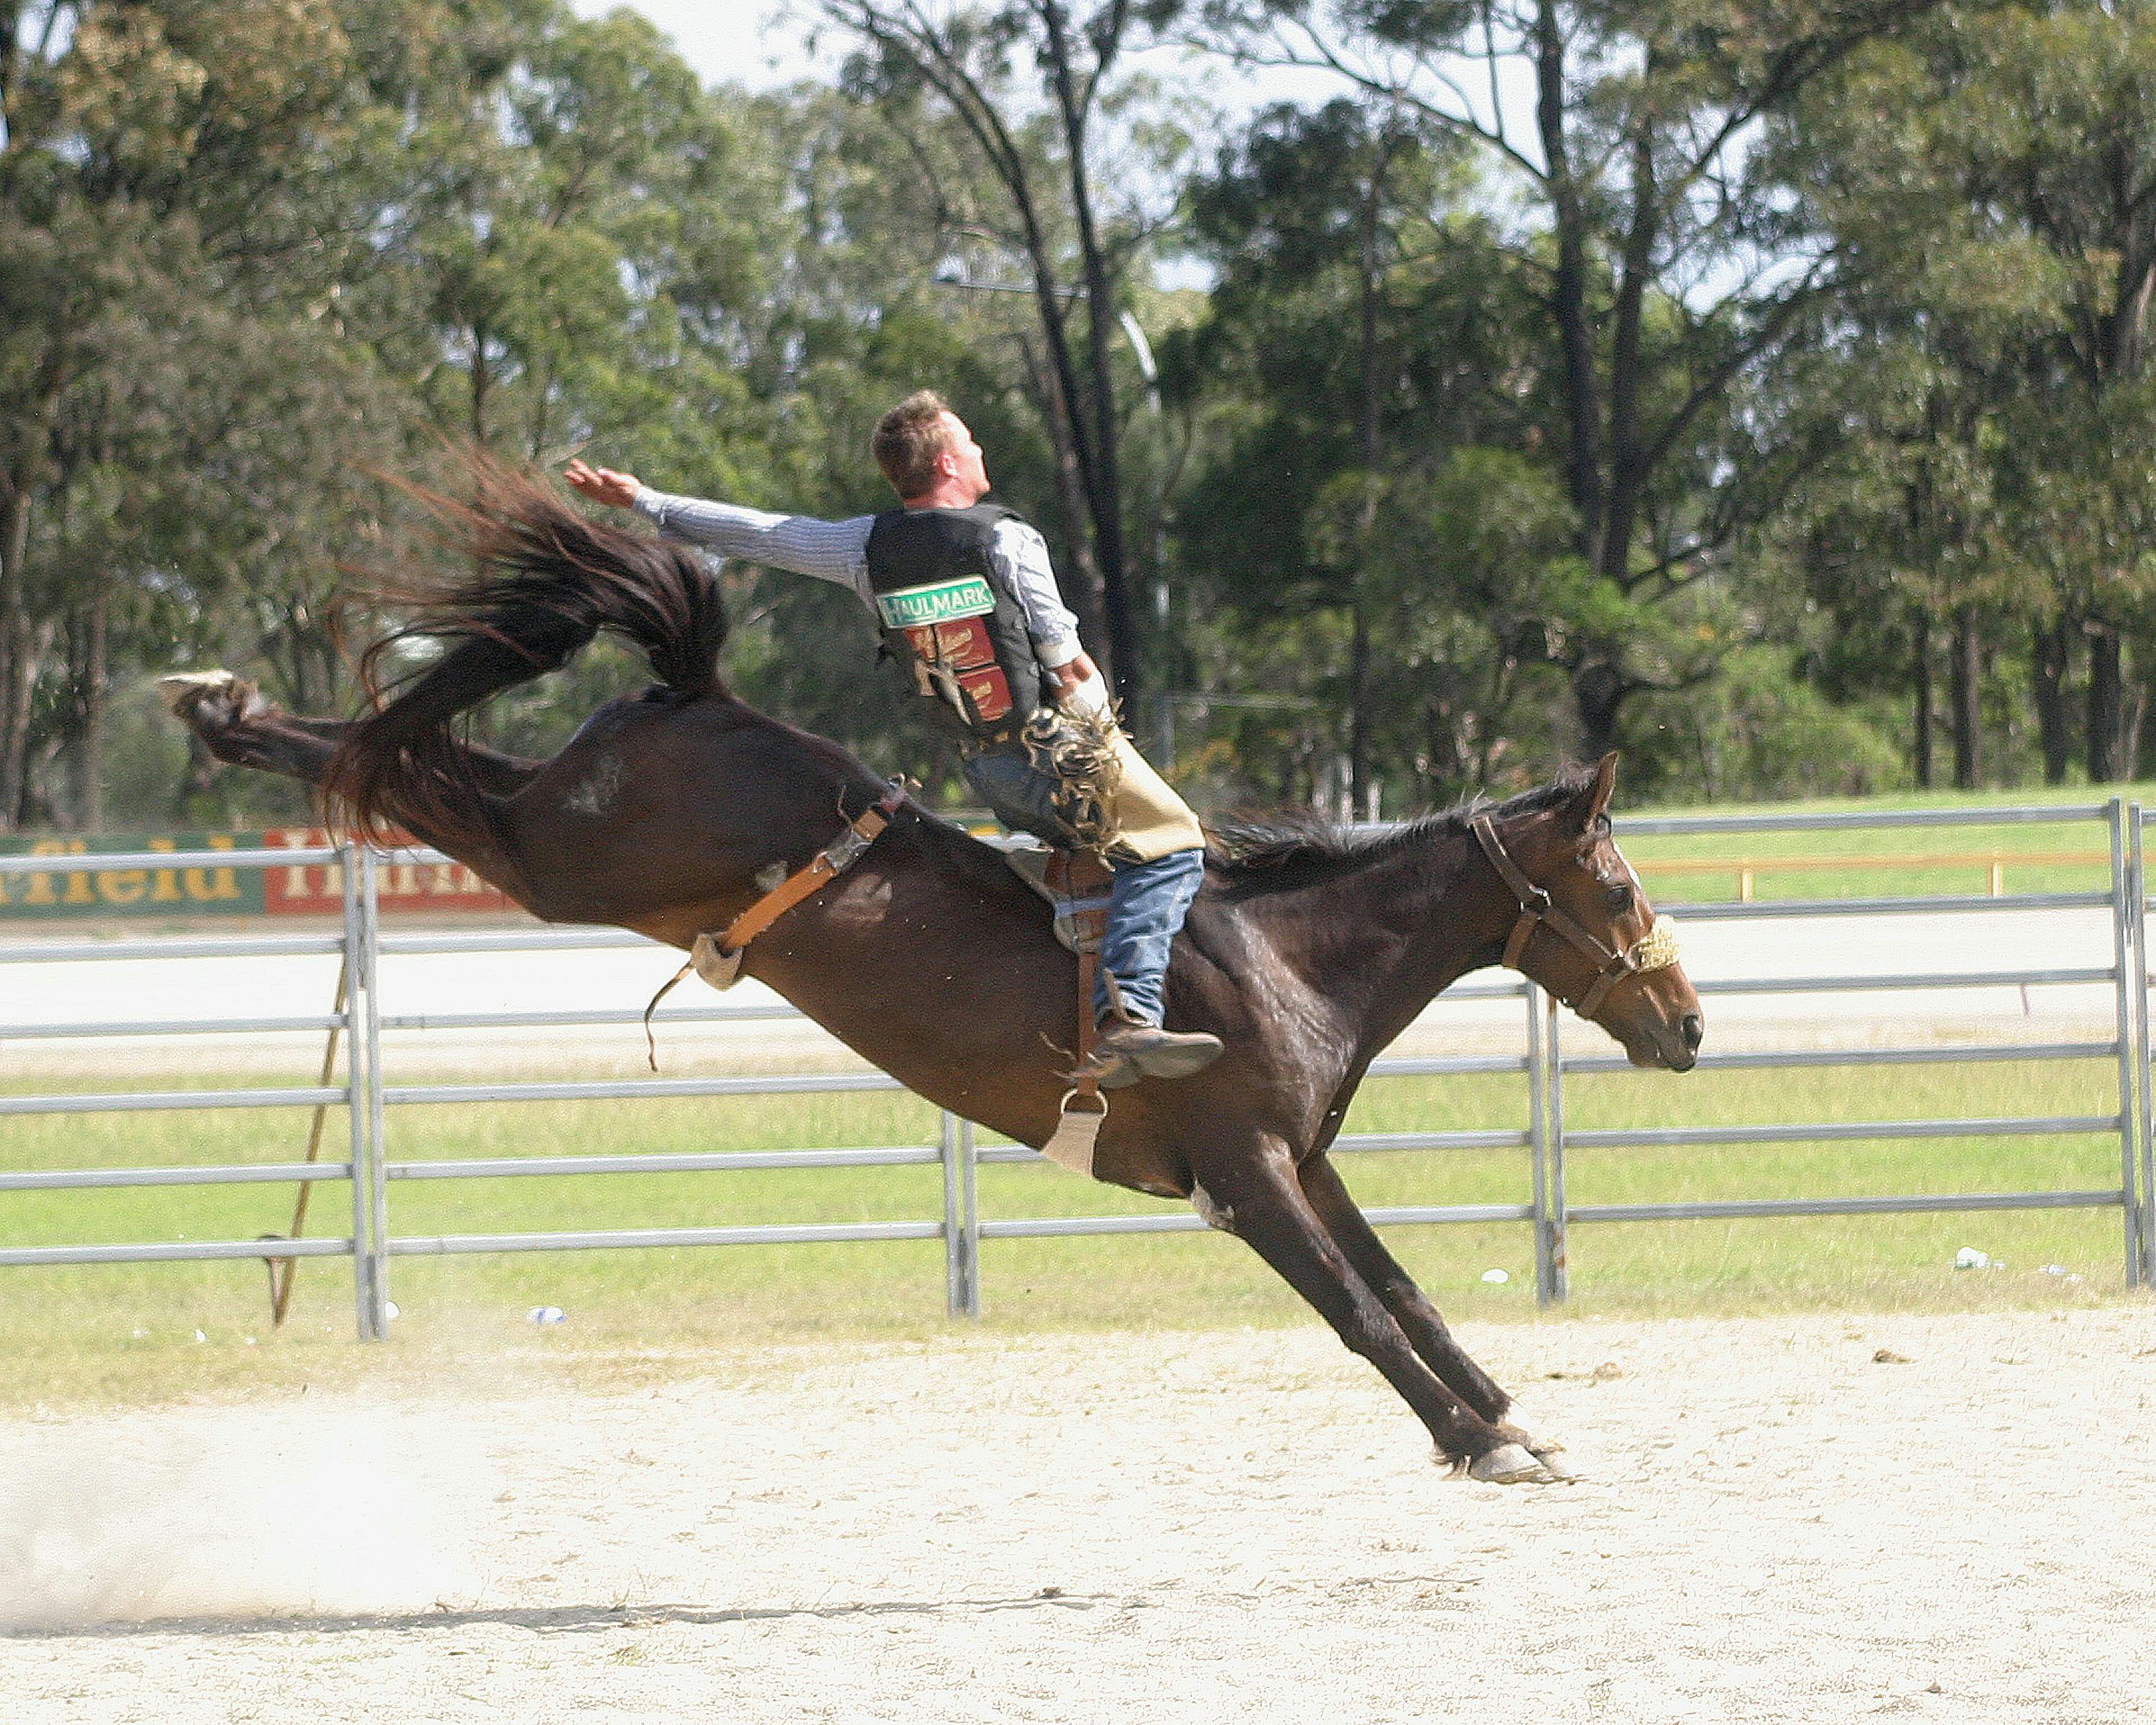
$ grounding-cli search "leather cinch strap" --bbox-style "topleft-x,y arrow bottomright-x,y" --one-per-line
717,783 -> 907,954
643,783 -> 908,1067
1470,814 -> 1680,1018
1038,848 -> 1114,1177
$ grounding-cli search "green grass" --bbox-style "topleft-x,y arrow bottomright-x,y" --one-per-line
2,1054 -> 2144,1409
9,776 -> 2155,1407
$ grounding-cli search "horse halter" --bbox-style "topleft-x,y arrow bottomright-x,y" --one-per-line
1469,815 -> 1681,1016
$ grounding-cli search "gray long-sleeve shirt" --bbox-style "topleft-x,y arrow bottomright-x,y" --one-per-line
632,485 -> 1084,668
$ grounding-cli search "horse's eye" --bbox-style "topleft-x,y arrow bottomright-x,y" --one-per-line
1606,884 -> 1634,914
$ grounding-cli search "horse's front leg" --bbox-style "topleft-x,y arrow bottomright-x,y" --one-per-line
1191,1137 -> 1552,1482
1296,1152 -> 1567,1473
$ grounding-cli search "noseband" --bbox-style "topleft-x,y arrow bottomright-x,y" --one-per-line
1470,815 -> 1680,1016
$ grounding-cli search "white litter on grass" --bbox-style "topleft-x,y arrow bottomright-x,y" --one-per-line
1953,1248 -> 1991,1271
2039,1264 -> 2084,1282
526,1306 -> 567,1325
1480,1269 -> 1511,1284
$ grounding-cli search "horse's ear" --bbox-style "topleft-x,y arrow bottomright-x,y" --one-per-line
1576,751 -> 1619,831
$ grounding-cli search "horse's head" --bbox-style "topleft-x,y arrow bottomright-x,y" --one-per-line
1474,754 -> 1703,1072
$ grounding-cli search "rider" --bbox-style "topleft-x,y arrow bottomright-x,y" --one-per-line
564,390 -> 1222,1087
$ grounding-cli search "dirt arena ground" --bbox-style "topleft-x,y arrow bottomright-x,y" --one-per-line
3,1304 -> 2153,1724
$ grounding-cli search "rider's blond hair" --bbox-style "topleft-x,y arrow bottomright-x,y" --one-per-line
872,390 -> 956,497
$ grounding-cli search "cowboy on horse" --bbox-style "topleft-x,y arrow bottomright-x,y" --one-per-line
162,445 -> 1703,1481
566,390 -> 1222,1092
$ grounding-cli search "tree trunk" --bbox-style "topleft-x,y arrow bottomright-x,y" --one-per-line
1598,115 -> 1659,586
1348,133 -> 1390,814
0,482 -> 31,831
1950,605 -> 1980,790
1038,0 -> 1137,705
1533,0 -> 1601,568
2032,614 -> 2072,786
1912,615 -> 1933,790
1572,656 -> 1624,763
2122,670 -> 2147,783
2088,619 -> 2124,783
469,318 -> 492,448
1015,328 -> 1110,666
75,584 -> 107,832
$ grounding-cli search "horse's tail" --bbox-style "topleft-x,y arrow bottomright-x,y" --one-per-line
323,454 -> 729,845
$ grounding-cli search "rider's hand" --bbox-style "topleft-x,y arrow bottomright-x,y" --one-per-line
1051,650 -> 1110,715
1050,651 -> 1099,701
563,459 -> 641,509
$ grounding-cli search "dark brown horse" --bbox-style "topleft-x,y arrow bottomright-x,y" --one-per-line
163,470 -> 1703,1484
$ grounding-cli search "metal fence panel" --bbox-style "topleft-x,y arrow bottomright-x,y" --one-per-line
2,809 -> 2150,1332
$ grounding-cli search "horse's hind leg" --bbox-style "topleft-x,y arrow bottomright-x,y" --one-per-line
162,672 -> 344,783
1194,1138 -> 1552,1482
1296,1152 -> 1562,1467
163,671 -> 540,798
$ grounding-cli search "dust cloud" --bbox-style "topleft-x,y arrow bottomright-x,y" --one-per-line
0,1402 -> 487,1632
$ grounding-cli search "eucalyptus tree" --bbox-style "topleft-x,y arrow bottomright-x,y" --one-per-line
1196,0 -> 1945,760
1781,1 -> 2156,785
811,0 -> 1204,699
1175,98 -> 1553,804
0,0 -> 420,827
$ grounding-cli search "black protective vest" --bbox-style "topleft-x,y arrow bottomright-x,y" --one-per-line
863,504 -> 1057,742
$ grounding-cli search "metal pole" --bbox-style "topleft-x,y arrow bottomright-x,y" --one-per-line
270,958 -> 348,1327
360,846 -> 390,1338
965,1120 -> 984,1313
1546,994 -> 1570,1302
2109,799 -> 2142,1289
1526,980 -> 1554,1305
937,1110 -> 983,1316
340,845 -> 377,1340
2132,805 -> 2154,1288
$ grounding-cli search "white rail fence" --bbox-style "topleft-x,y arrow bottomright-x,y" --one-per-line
4,802 -> 2151,1337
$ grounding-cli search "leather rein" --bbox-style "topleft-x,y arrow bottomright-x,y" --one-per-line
1469,815 -> 1680,1017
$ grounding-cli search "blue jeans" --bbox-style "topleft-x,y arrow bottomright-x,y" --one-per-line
962,737 -> 1204,1024
1098,845 -> 1207,1026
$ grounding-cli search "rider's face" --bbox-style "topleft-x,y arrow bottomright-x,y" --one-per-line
939,413 -> 990,500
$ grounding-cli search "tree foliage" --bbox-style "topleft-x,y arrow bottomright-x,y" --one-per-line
8,0 -> 2156,834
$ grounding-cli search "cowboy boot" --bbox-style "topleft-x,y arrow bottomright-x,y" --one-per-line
1087,1010 -> 1223,1088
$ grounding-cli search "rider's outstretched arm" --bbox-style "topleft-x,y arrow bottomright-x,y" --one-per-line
632,486 -> 872,591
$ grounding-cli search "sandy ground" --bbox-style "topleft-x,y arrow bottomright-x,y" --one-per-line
3,1305 -> 2153,1724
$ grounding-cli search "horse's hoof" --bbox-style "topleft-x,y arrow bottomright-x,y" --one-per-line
1467,1442 -> 1552,1484
159,669 -> 266,725
1501,1427 -> 1574,1479
158,669 -> 238,713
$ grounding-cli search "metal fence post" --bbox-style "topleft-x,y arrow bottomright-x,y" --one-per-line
359,845 -> 390,1338
339,844 -> 378,1340
1544,993 -> 1570,1302
1527,980 -> 1556,1305
2132,805 -> 2153,1289
939,1110 -> 980,1317
2109,799 -> 2144,1289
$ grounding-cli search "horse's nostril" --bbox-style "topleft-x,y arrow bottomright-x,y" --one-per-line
1681,1013 -> 1705,1052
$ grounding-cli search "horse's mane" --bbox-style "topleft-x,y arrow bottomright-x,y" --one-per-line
323,455 -> 729,847
1204,765 -> 1596,891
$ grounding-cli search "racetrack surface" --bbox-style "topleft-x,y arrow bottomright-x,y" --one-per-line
4,1304 -> 2152,1723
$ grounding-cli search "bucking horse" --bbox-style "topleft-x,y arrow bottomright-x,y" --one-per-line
162,464 -> 1703,1484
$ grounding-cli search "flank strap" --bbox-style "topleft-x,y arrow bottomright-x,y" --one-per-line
642,781 -> 908,1067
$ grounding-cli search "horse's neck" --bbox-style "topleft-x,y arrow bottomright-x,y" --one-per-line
1266,822 -> 1517,1058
